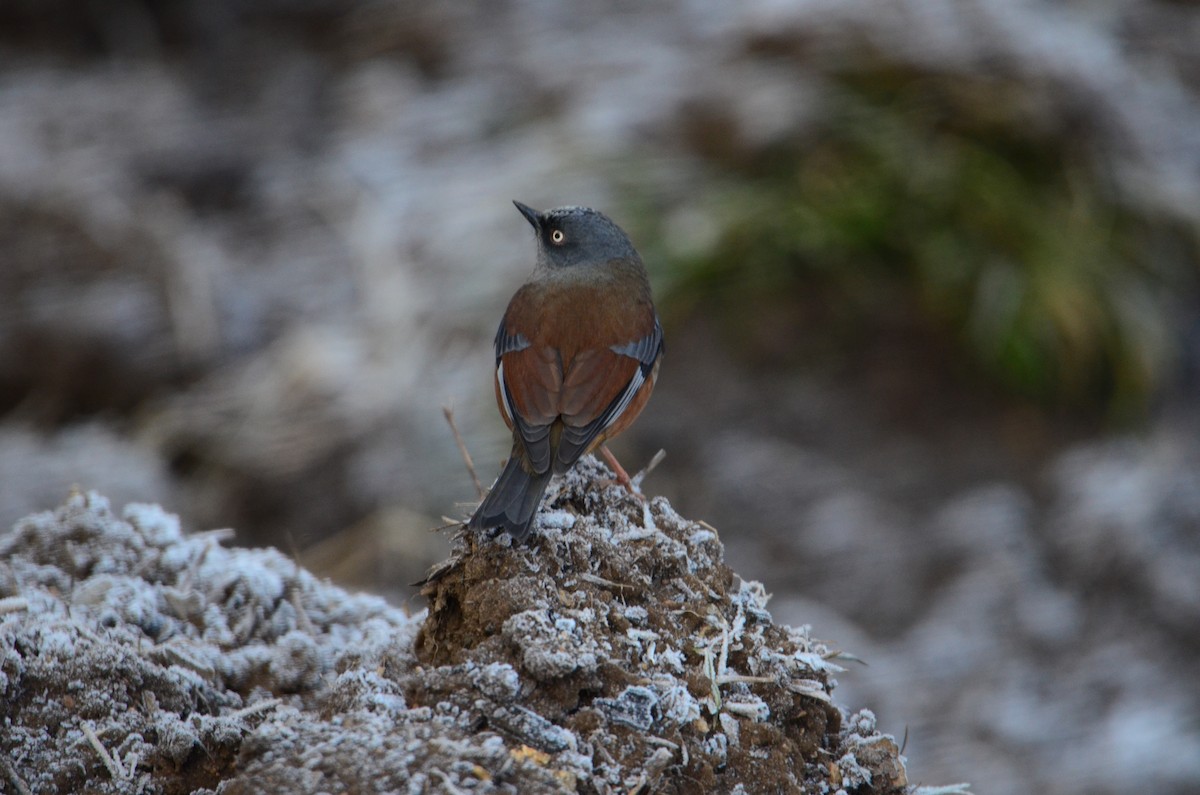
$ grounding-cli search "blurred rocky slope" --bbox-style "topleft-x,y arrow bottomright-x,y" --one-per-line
1,1 -> 1199,793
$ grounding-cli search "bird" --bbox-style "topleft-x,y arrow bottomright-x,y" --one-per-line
468,201 -> 664,541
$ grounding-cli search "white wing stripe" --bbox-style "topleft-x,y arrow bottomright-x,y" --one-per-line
602,369 -> 644,432
498,361 -> 516,424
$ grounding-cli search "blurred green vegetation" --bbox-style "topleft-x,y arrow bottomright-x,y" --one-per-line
646,70 -> 1198,416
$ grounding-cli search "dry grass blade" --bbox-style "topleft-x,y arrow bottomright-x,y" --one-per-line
82,723 -> 125,780
0,756 -> 33,795
443,405 -> 484,499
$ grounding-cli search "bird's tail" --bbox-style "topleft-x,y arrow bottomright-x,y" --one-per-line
468,455 -> 552,541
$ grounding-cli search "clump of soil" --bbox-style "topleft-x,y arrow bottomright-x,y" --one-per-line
1,459 -> 914,794
416,457 -> 896,793
0,491 -> 417,795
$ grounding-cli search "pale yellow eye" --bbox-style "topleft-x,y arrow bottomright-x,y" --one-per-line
550,229 -> 565,244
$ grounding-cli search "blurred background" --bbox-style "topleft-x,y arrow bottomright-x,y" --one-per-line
2,0 -> 1199,792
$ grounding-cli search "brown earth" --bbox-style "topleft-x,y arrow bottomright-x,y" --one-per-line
0,460 -> 912,794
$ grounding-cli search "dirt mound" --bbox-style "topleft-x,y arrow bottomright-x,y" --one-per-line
0,460 -> 917,793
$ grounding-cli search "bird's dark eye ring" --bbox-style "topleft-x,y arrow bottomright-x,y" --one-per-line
550,229 -> 565,244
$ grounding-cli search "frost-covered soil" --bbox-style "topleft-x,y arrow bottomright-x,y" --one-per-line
1,459 -> 921,794
4,2 -> 1200,794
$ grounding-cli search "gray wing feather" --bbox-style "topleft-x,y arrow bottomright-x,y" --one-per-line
608,315 -> 663,376
494,324 -> 530,360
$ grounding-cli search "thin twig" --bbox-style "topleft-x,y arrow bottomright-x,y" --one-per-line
578,572 -> 635,591
290,583 -> 316,636
715,674 -> 774,685
228,698 -> 282,722
82,723 -> 125,780
723,701 -> 767,720
1,755 -> 33,795
0,597 -> 29,615
632,449 -> 667,488
431,768 -> 470,795
443,405 -> 484,499
644,736 -> 680,752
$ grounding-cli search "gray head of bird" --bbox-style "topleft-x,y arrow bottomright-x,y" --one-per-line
514,201 -> 641,272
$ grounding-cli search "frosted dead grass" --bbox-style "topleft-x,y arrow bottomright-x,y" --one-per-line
0,467 -> 940,793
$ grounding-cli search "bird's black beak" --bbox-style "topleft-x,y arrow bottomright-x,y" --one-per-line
513,200 -> 541,232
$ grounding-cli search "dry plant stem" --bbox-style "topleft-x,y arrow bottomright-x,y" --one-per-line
633,449 -> 666,488
0,596 -> 29,615
228,698 -> 283,721
82,723 -> 125,780
0,757 -> 33,795
577,572 -> 635,591
431,768 -> 470,795
290,583 -> 316,636
443,405 -> 484,499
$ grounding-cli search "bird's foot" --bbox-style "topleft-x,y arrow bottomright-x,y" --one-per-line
599,446 -> 647,502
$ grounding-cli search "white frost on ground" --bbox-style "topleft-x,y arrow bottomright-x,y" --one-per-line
1,479 -> 917,794
0,491 -> 421,795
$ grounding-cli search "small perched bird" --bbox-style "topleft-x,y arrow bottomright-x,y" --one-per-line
468,201 -> 663,540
